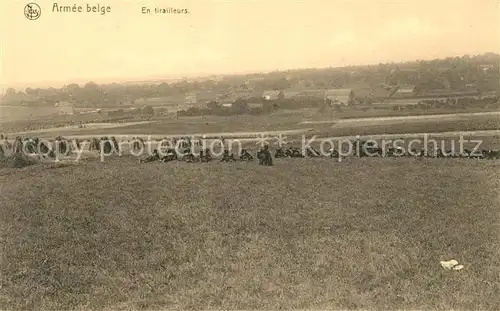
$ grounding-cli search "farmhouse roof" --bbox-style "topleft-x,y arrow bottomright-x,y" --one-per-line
395,85 -> 416,93
354,87 -> 393,99
263,90 -> 283,97
324,89 -> 353,97
283,91 -> 302,98
328,96 -> 351,104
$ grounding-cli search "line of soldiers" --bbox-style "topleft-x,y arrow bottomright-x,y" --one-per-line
1,135 -> 90,160
1,136 -> 56,158
272,142 -> 500,160
275,146 -> 321,158
3,134 -> 500,166
355,140 -> 500,159
88,136 -> 120,155
139,146 -> 273,166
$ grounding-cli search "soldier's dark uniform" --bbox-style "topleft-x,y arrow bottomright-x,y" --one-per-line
285,147 -> 303,158
239,149 -> 253,161
200,149 -> 212,162
328,148 -> 339,158
39,141 -> 55,158
12,137 -> 23,155
141,149 -> 160,163
91,138 -> 100,151
258,145 -> 273,166
161,148 -> 177,162
111,137 -> 120,155
182,151 -> 196,163
56,137 -> 68,155
220,150 -> 236,162
132,137 -> 142,152
101,137 -> 112,155
306,146 -> 320,157
275,148 -> 286,158
26,139 -> 36,154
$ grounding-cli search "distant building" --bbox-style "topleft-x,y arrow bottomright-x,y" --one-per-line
185,92 -> 197,104
55,101 -> 75,115
195,90 -> 219,103
479,64 -> 494,72
263,90 -> 284,101
215,90 -> 262,103
324,89 -> 355,105
392,85 -> 417,98
283,91 -> 302,99
353,87 -> 394,104
460,84 -> 480,94
248,102 -> 264,109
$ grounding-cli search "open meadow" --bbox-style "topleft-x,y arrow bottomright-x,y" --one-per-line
0,157 -> 499,310
4,109 -> 499,142
0,106 -> 63,123
1,98 -> 500,311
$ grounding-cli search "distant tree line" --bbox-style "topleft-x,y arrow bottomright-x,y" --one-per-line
175,95 -> 344,117
177,99 -> 279,117
2,53 -> 498,108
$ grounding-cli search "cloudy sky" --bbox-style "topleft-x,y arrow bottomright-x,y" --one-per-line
1,0 -> 498,87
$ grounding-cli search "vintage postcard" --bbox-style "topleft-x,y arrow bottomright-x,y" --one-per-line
0,0 -> 499,310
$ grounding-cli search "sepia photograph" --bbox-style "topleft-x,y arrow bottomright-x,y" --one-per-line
0,0 -> 499,310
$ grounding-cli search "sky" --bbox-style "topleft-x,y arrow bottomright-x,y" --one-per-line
1,0 -> 499,89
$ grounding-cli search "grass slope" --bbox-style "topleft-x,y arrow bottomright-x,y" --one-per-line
11,113 -> 499,141
0,158 -> 499,310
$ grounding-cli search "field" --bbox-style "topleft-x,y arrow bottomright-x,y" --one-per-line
5,110 -> 500,141
0,106 -> 61,122
1,100 -> 500,310
0,157 -> 499,310
0,106 -> 98,123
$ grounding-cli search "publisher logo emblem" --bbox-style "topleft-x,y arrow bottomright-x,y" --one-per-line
24,3 -> 41,20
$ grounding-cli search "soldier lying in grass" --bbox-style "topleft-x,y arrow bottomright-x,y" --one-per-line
200,149 -> 212,162
239,149 -> 253,161
220,150 -> 236,162
275,148 -> 286,158
161,148 -> 177,162
140,149 -> 160,163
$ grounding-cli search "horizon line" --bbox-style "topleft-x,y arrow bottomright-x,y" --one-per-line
2,52 -> 498,91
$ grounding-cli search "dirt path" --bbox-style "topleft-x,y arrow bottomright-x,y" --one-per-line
39,128 -> 313,141
300,111 -> 500,126
296,129 -> 500,142
9,121 -> 156,136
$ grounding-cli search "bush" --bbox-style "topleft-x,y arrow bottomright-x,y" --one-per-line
0,155 -> 37,169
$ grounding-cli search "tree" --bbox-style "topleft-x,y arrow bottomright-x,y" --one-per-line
5,88 -> 16,96
156,83 -> 170,96
207,100 -> 220,110
142,105 -> 155,116
232,98 -> 249,110
67,83 -> 80,94
84,81 -> 99,91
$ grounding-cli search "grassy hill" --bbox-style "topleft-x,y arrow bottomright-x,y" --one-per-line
1,157 -> 499,310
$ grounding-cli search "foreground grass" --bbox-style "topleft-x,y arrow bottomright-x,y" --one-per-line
0,158 -> 499,310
